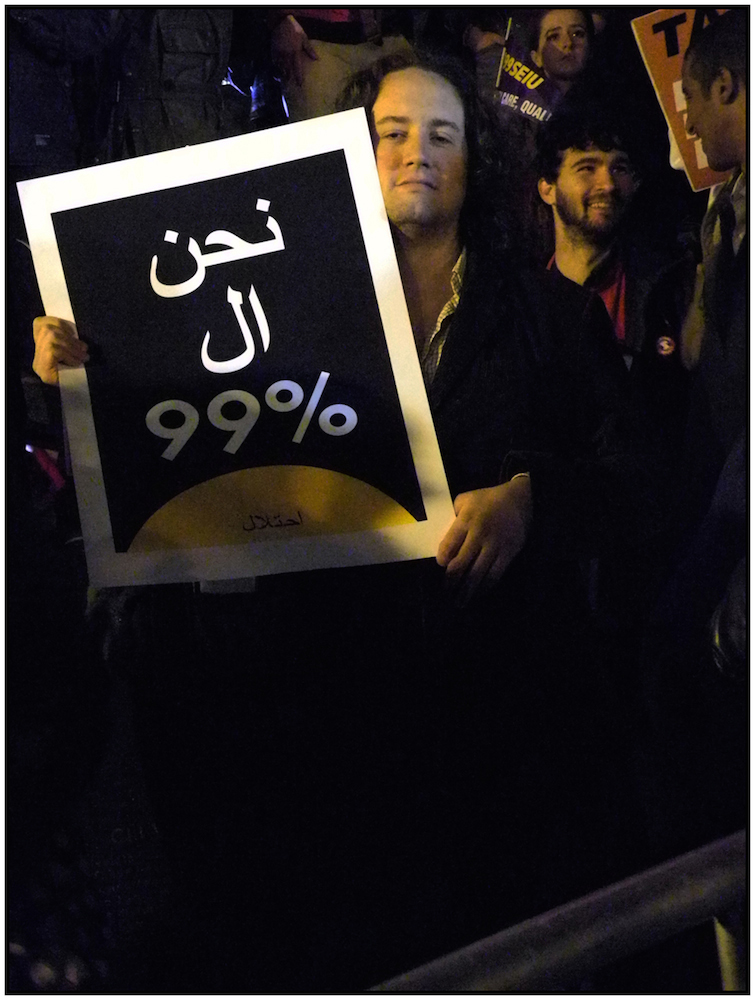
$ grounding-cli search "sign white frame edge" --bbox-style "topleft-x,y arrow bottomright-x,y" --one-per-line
18,110 -> 455,587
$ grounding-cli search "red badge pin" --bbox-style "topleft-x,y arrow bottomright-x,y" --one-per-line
656,336 -> 676,357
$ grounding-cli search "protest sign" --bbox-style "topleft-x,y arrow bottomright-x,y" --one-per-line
18,110 -> 454,588
631,8 -> 730,192
486,17 -> 564,125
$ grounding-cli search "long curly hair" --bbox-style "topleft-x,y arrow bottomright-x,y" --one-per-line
336,49 -> 508,255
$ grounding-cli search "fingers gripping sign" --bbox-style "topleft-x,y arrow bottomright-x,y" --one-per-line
437,475 -> 533,605
32,317 -> 89,386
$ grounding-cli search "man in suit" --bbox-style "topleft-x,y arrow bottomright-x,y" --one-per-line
637,8 -> 747,861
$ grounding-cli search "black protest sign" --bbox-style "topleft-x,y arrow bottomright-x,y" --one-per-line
19,112 -> 453,586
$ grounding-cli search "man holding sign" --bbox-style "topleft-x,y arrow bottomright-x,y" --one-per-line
30,51 -> 639,991
34,53 -> 627,606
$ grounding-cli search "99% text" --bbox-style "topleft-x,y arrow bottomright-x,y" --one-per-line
146,371 -> 357,460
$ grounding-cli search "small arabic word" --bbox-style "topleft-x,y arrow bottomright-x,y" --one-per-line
145,372 -> 358,460
149,199 -> 284,375
243,511 -> 304,532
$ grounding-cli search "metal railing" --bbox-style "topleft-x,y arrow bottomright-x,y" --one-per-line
372,829 -> 746,992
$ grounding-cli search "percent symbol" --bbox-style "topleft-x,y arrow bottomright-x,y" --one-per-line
265,371 -> 357,443
145,371 -> 357,461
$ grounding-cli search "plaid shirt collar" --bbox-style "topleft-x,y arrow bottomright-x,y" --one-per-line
420,249 -> 466,384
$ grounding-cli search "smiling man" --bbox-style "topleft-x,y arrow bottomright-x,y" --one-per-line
635,9 -> 747,866
537,106 -> 692,461
679,7 -> 747,375
341,54 -> 546,602
538,136 -> 637,281
535,103 -> 697,663
372,66 -> 467,361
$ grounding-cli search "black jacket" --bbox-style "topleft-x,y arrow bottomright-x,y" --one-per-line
586,235 -> 693,461
431,250 -> 653,563
8,8 -> 115,172
99,8 -> 235,160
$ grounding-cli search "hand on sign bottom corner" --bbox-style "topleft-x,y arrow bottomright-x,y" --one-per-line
32,316 -> 89,386
436,476 -> 533,607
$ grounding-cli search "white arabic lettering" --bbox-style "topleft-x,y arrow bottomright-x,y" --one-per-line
201,283 -> 270,374
149,199 -> 285,298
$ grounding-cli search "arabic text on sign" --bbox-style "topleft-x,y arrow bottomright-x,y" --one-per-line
243,510 -> 304,532
201,283 -> 271,374
149,199 -> 285,299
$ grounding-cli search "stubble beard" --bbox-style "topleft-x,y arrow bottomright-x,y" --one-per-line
387,187 -> 440,230
387,190 -> 460,242
555,189 -> 624,248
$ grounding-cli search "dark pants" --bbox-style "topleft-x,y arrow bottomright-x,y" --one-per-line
99,557 -> 643,991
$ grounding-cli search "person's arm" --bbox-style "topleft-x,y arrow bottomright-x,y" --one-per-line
269,12 -> 318,86
463,24 -> 507,54
448,8 -> 508,54
436,474 -> 532,606
32,317 -> 88,386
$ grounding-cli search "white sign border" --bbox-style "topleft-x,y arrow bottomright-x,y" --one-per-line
18,110 -> 455,588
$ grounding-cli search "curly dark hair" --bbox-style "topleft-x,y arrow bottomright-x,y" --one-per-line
336,49 -> 507,254
536,103 -> 639,184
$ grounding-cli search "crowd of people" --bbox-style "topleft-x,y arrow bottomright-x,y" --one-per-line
8,8 -> 747,993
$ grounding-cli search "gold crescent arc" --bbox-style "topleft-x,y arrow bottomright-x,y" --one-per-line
128,465 -> 418,552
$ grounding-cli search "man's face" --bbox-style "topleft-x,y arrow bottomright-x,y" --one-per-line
532,9 -> 590,85
540,146 -> 637,244
681,60 -> 733,172
372,68 -> 467,237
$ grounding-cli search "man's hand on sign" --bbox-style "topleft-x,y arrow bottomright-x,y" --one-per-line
437,475 -> 533,606
32,316 -> 88,385
271,15 -> 319,86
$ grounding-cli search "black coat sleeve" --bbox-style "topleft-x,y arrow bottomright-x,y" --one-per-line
8,8 -> 116,64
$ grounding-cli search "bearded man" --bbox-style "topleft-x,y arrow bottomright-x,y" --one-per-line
536,105 -> 699,702
537,106 -> 693,461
